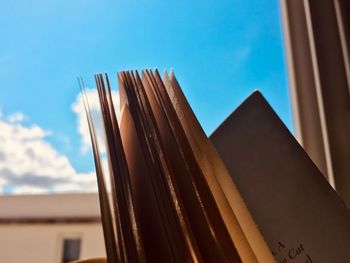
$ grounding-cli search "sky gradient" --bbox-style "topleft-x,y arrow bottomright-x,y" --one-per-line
0,0 -> 291,194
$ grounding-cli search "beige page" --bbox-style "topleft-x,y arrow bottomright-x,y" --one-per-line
163,70 -> 275,263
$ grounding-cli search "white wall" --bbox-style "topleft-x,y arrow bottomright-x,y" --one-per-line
0,223 -> 105,263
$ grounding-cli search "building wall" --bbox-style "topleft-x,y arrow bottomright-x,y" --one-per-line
0,222 -> 105,263
0,194 -> 106,263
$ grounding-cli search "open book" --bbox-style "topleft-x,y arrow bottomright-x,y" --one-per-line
80,70 -> 350,263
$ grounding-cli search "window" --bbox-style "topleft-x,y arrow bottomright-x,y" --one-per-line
62,238 -> 81,263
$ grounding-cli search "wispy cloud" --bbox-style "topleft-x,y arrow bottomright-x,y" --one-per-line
7,112 -> 24,123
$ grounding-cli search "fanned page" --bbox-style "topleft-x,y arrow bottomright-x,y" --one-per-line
95,74 -> 145,262
163,71 -> 275,263
119,104 -> 178,262
81,83 -> 119,263
119,70 -> 243,262
210,91 -> 350,263
87,71 -> 278,263
118,72 -> 190,262
141,70 -> 241,262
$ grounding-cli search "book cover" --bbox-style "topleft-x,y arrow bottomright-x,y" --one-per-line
211,91 -> 350,263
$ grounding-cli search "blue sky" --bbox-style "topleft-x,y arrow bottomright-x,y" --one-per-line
0,0 -> 291,194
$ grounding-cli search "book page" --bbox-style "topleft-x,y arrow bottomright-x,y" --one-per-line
163,71 -> 275,263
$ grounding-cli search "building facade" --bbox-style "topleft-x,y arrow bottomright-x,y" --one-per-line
0,194 -> 105,263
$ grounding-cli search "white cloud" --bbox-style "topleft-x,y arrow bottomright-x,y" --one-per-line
72,88 -> 120,154
0,87 -> 119,195
0,115 -> 98,195
7,112 -> 24,123
11,185 -> 50,195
